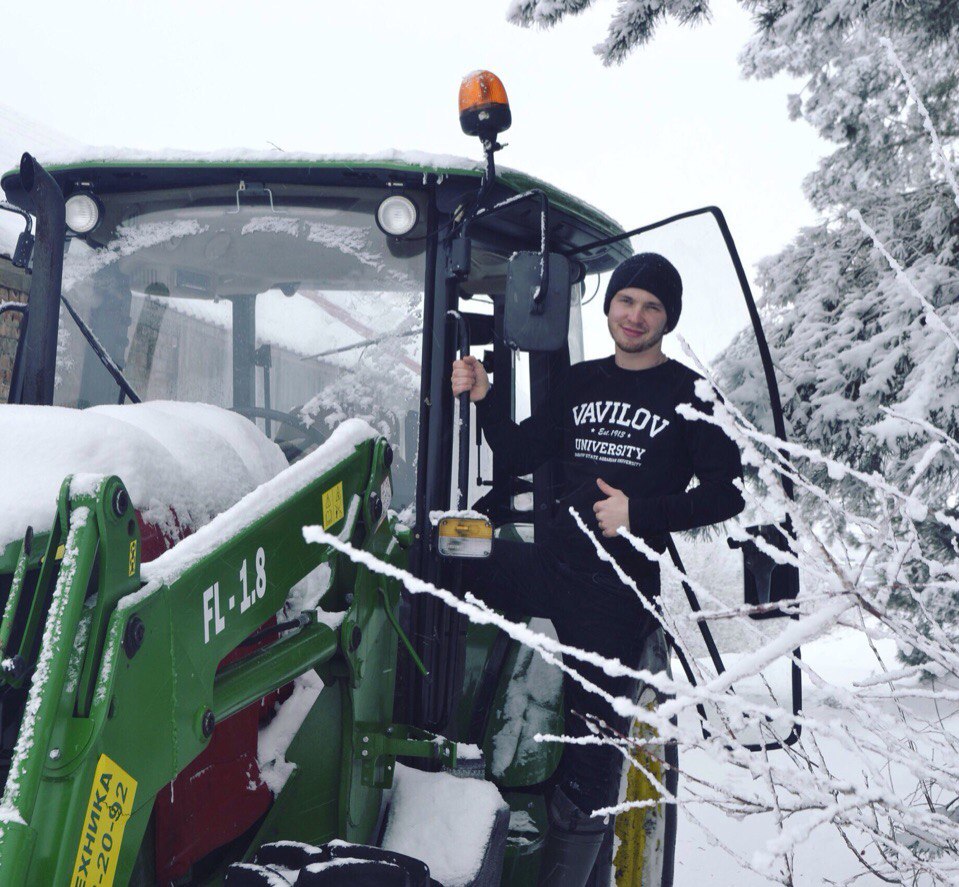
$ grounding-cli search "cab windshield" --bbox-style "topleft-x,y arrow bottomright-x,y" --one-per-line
56,191 -> 426,508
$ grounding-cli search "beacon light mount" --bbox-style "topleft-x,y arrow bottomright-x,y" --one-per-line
459,70 -> 511,202
451,71 -> 572,352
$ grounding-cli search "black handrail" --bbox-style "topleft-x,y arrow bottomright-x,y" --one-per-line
446,310 -> 471,510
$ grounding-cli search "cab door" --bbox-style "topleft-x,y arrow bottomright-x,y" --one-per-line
578,206 -> 801,750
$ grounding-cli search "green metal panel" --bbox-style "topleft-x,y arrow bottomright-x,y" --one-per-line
451,621 -> 503,740
0,532 -> 46,575
0,439 -> 373,884
243,680 -> 345,852
483,632 -> 564,789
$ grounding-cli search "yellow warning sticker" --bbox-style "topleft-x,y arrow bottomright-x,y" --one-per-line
322,482 -> 345,529
55,544 -> 66,561
128,540 -> 138,577
71,753 -> 138,887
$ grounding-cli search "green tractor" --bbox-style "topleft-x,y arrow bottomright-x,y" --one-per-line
0,72 -> 800,885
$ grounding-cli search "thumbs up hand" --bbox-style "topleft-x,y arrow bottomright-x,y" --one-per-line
593,478 -> 630,538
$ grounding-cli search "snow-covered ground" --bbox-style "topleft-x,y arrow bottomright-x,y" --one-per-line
651,536 -> 950,885
673,625 -> 907,885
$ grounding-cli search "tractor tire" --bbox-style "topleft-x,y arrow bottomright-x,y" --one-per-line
224,840 -> 441,886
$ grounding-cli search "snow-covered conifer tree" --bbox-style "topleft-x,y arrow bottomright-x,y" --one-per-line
712,18 -> 959,661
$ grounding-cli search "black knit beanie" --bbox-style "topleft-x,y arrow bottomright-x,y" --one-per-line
603,253 -> 683,332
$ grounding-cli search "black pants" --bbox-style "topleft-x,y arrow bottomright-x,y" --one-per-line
463,539 -> 656,814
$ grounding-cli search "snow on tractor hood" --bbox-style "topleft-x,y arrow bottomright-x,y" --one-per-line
0,401 -> 289,547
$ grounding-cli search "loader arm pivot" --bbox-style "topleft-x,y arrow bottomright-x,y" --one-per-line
0,421 -> 452,886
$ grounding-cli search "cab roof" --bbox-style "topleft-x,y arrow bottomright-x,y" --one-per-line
1,149 -> 632,271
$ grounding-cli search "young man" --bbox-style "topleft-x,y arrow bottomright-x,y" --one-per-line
451,252 -> 745,886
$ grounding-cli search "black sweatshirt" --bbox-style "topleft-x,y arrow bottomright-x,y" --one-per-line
476,356 -> 745,589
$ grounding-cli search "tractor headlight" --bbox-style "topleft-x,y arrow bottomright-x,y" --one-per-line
376,195 -> 418,237
65,194 -> 101,234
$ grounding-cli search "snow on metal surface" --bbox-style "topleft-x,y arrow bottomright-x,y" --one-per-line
0,401 -> 288,547
285,563 -> 334,618
257,670 -> 325,796
131,419 -> 376,598
39,145 -> 486,174
455,742 -> 483,760
428,508 -> 488,525
382,762 -> 506,887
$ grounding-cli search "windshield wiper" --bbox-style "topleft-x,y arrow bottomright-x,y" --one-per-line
303,327 -> 422,361
60,294 -> 142,404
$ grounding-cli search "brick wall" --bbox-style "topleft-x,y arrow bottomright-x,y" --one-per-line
0,259 -> 29,401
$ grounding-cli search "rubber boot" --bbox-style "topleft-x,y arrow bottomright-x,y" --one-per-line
537,788 -> 609,887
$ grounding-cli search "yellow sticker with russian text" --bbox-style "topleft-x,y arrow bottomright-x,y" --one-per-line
70,753 -> 137,887
322,482 -> 345,529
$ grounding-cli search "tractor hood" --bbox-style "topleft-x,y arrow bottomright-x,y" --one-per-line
0,402 -> 287,552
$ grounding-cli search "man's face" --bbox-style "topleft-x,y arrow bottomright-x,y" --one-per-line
606,287 -> 669,354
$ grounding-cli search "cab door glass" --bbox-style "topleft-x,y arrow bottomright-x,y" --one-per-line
589,213 -> 771,430
587,211 -> 791,748
448,291 -> 534,520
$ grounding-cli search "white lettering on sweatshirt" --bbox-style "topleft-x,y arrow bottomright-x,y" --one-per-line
571,400 -> 670,438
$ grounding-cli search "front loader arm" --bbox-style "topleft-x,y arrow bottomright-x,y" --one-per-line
0,421 -> 438,886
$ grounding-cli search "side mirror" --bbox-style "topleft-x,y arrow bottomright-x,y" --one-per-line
0,199 -> 35,269
728,523 -> 799,620
12,230 -> 35,269
503,252 -> 571,352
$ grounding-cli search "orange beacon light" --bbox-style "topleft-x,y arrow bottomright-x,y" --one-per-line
459,71 -> 512,140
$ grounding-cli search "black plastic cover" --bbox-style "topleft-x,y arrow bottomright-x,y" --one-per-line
503,252 -> 571,352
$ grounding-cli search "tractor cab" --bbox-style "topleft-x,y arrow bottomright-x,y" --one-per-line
0,72 -> 800,886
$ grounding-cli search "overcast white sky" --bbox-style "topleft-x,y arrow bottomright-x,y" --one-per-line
3,0 -> 828,356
